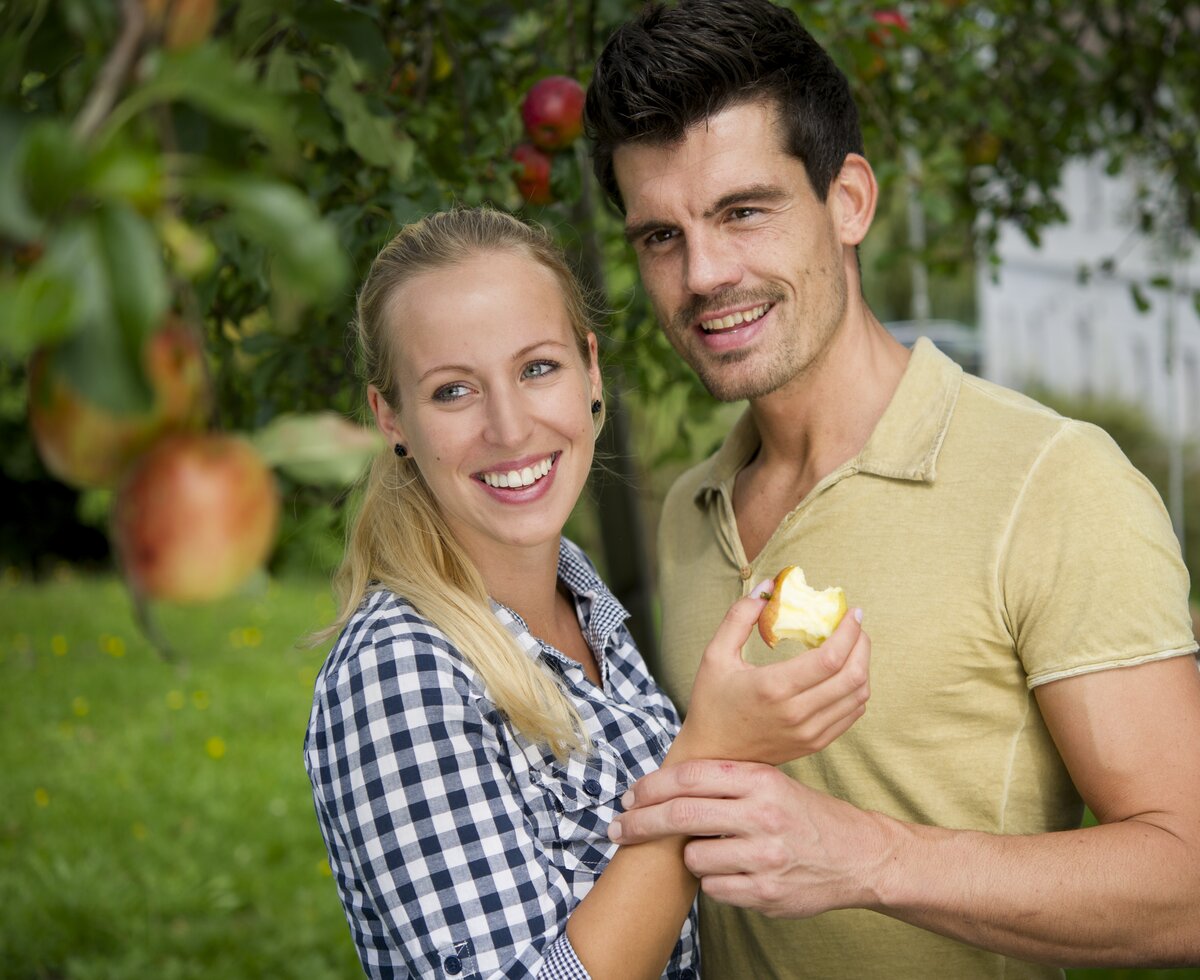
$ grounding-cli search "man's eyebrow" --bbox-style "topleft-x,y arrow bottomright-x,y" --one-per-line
703,184 -> 789,217
624,183 -> 790,243
623,217 -> 665,244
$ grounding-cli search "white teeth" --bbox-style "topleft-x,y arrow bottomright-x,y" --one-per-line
481,455 -> 554,489
700,303 -> 769,333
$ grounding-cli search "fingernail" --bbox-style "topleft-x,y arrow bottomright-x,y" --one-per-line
752,578 -> 774,599
608,819 -> 623,842
853,607 -> 864,624
620,789 -> 634,809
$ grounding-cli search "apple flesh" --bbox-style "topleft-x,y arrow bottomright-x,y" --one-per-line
520,76 -> 585,151
28,318 -> 209,489
758,566 -> 847,649
113,432 -> 280,603
512,142 -> 553,205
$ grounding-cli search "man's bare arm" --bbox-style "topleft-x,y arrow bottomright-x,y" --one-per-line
609,655 -> 1200,967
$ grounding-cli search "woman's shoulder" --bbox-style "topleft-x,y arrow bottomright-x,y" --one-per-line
315,589 -> 478,699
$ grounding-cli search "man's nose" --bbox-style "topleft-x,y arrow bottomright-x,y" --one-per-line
684,230 -> 742,296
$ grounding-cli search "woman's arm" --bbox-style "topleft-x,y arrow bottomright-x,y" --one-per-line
563,592 -> 872,979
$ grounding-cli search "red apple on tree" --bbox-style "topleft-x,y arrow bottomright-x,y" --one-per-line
112,432 -> 280,603
867,9 -> 911,46
512,142 -> 553,205
28,317 -> 210,489
520,76 -> 585,151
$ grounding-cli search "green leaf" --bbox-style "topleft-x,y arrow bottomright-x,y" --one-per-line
86,140 -> 164,210
325,55 -> 415,181
192,173 -> 349,303
104,44 -> 296,158
251,411 -> 382,486
51,311 -> 153,417
0,111 -> 42,240
290,0 -> 392,76
93,203 -> 170,355
19,118 -> 89,219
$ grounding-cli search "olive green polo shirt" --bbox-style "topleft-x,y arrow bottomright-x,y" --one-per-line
655,339 -> 1196,980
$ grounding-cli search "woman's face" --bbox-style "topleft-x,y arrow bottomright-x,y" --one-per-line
370,249 -> 601,574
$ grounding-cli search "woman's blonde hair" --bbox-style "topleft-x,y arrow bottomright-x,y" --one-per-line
326,206 -> 602,758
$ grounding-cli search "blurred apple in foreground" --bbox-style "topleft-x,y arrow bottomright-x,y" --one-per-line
28,318 -> 209,489
113,432 -> 280,603
758,565 -> 847,649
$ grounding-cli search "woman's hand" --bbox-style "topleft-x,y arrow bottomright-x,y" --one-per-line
670,587 -> 870,766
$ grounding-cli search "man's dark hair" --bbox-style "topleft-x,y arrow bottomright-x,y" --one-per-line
585,0 -> 864,211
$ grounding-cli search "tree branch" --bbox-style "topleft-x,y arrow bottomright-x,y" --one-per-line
73,0 -> 147,143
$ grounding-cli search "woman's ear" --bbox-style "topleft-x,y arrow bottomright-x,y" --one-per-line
585,332 -> 602,403
367,385 -> 406,447
831,153 -> 878,247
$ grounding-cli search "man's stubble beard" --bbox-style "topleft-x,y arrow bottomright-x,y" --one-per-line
667,269 -> 848,403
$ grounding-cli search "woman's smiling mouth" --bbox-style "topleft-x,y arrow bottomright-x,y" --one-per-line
477,452 -> 558,489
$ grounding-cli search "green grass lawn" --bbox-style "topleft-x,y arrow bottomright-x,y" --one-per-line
1,570 -> 1196,980
0,569 -> 361,979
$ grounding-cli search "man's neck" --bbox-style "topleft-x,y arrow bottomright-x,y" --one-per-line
733,311 -> 909,562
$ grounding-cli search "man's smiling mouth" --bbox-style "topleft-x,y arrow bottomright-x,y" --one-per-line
699,303 -> 772,333
477,453 -> 557,489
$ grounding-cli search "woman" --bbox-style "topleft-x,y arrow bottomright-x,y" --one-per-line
304,207 -> 870,980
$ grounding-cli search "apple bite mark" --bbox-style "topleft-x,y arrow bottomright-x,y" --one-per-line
758,565 -> 848,649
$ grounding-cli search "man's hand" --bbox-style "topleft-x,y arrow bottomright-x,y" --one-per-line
671,588 -> 871,766
608,759 -> 893,919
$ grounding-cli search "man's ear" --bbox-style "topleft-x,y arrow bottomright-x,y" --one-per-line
831,153 -> 878,247
367,385 -> 405,447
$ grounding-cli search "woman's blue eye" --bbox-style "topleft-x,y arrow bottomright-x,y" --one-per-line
432,383 -> 470,402
523,360 -> 559,379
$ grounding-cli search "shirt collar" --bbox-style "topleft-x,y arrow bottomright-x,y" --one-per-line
490,538 -> 631,660
695,337 -> 962,500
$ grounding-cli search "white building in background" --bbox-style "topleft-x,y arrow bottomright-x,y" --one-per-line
977,158 -> 1200,438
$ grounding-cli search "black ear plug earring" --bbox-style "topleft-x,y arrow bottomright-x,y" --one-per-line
393,444 -> 407,458
590,400 -> 602,415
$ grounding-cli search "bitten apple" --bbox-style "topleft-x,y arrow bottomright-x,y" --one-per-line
113,432 -> 280,603
758,566 -> 847,649
28,318 -> 209,489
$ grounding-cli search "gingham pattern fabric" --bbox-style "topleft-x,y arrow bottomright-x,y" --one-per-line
304,538 -> 699,979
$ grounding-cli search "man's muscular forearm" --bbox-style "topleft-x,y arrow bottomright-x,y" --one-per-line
610,656 -> 1200,968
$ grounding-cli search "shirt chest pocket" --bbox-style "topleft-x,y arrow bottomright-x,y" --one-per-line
524,744 -> 632,879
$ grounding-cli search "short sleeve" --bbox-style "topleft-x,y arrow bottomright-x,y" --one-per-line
999,420 -> 1196,687
305,608 -> 586,979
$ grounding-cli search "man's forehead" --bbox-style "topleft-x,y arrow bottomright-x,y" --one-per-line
613,104 -> 796,220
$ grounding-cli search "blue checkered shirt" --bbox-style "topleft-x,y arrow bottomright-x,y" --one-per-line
304,538 -> 699,979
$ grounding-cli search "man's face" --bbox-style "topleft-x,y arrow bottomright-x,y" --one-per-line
613,100 -> 849,402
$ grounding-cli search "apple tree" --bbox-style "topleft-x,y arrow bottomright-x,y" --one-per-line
1,0 -> 1196,653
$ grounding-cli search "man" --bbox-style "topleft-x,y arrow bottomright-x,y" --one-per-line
584,1 -> 1200,977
